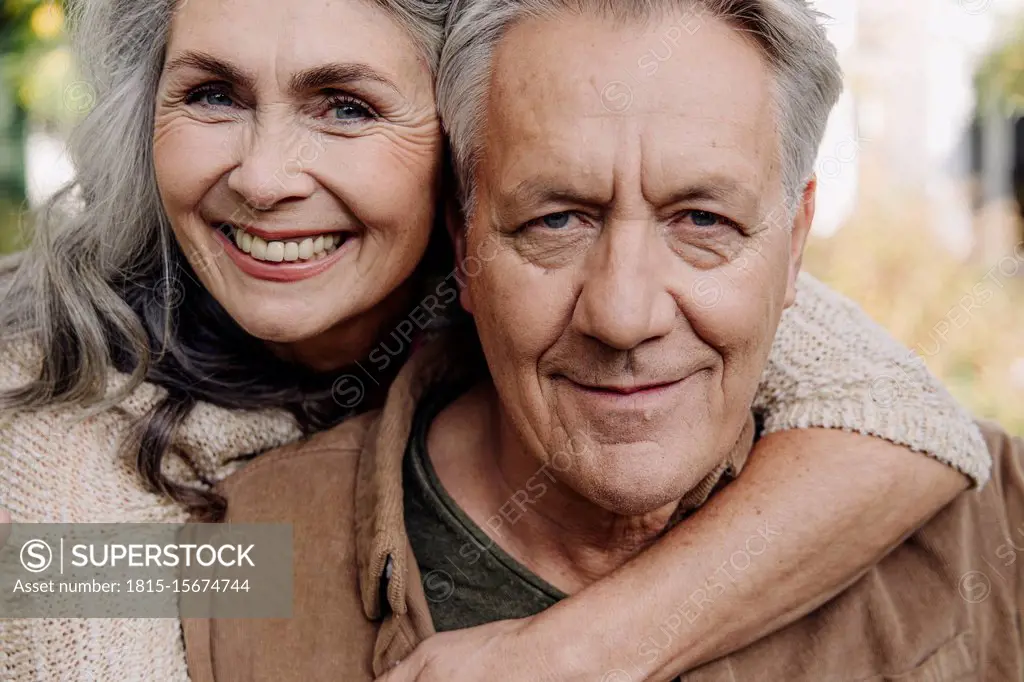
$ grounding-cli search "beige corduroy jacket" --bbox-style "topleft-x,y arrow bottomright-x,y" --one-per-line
185,332 -> 1023,682
0,273 -> 992,682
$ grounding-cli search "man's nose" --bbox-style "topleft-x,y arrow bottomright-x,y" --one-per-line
227,122 -> 317,211
571,222 -> 676,351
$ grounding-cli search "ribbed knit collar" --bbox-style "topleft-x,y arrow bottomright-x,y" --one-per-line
111,375 -> 304,485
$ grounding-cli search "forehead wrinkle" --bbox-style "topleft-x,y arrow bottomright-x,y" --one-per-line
636,107 -> 777,208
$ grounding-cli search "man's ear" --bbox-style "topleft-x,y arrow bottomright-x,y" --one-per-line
444,195 -> 474,315
784,176 -> 816,308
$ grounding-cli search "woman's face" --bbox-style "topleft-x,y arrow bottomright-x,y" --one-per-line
154,0 -> 442,367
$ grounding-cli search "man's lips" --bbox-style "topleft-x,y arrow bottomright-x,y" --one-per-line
567,379 -> 683,396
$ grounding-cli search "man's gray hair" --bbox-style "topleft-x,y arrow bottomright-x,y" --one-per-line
438,0 -> 844,216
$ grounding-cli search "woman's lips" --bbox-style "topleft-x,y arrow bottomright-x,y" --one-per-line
211,227 -> 355,283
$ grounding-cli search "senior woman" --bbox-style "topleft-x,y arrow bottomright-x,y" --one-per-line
0,0 -> 987,681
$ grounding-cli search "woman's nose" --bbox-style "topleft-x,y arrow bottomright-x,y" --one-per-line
227,123 -> 317,210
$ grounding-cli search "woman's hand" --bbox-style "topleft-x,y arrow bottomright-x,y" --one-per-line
376,616 -> 596,682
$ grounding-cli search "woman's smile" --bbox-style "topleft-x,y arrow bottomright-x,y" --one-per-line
212,223 -> 358,283
218,221 -> 346,263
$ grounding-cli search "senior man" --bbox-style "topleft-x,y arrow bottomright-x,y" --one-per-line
183,1 -> 1024,681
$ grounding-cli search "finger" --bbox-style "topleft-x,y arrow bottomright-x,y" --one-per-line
0,507 -> 11,549
376,658 -> 420,682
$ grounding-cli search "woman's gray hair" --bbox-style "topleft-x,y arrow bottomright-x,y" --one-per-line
438,0 -> 844,216
0,0 -> 450,520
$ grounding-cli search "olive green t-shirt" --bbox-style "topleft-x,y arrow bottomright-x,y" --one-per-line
403,385 -> 566,632
403,386 -> 693,681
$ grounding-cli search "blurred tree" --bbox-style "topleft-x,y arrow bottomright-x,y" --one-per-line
976,18 -> 1024,117
0,0 -> 73,253
976,18 -> 1024,237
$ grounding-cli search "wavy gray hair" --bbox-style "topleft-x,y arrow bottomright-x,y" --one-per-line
438,0 -> 844,217
0,0 -> 450,520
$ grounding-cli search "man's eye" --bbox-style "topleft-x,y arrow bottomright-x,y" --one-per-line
684,210 -> 727,228
535,212 -> 574,230
185,86 -> 235,108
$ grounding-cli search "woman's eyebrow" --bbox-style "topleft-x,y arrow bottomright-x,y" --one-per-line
163,52 -> 401,96
163,50 -> 257,91
289,63 -> 401,95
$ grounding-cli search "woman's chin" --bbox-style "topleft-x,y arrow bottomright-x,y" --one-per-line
233,311 -> 338,348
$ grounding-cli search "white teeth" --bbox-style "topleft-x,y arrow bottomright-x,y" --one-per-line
266,241 -> 285,263
250,236 -> 268,260
227,226 -> 343,263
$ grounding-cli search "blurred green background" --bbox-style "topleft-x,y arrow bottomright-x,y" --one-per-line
0,0 -> 1021,435
1,0 -> 72,251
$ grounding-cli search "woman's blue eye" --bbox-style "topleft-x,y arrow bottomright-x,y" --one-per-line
541,212 -> 572,229
186,88 -> 234,107
333,101 -> 372,121
205,92 -> 234,107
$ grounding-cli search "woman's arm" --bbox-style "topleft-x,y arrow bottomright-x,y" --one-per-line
381,273 -> 990,682
532,430 -> 968,680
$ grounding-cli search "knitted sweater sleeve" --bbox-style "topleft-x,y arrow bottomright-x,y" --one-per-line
754,272 -> 991,486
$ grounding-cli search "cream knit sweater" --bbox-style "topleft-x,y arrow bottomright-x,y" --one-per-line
0,273 -> 990,682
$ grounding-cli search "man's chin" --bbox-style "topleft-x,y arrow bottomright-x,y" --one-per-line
569,458 -> 706,518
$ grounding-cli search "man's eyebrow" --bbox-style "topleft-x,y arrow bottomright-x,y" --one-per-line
502,179 -> 611,212
289,63 -> 401,95
501,176 -> 759,213
659,177 -> 760,209
163,50 -> 257,92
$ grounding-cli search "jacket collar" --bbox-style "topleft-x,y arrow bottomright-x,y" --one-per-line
354,332 -> 465,621
351,330 -> 753,668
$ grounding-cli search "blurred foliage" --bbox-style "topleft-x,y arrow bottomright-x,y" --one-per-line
0,0 -> 70,252
976,16 -> 1024,115
1,0 -> 73,126
804,204 -> 1024,437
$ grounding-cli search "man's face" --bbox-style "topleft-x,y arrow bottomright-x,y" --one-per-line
459,12 -> 815,516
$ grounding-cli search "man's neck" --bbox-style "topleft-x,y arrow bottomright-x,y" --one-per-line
427,381 -> 681,595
